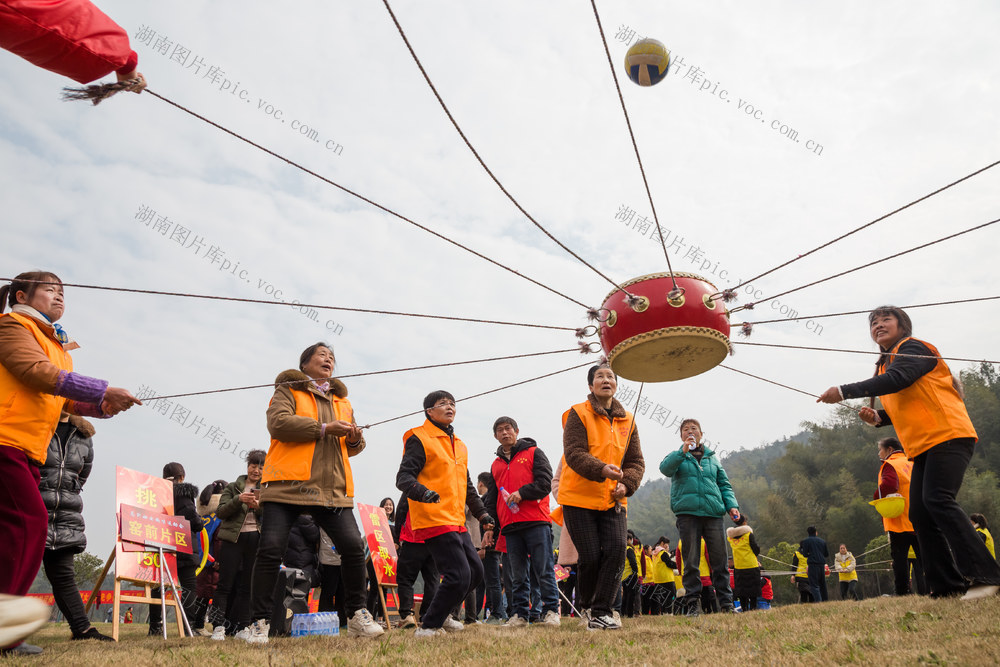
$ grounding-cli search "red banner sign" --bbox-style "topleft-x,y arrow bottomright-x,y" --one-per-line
357,503 -> 398,586
119,504 -> 193,555
114,466 -> 180,583
554,564 -> 571,582
115,543 -> 179,584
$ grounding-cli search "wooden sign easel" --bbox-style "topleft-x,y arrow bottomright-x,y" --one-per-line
367,553 -> 401,631
85,547 -> 186,641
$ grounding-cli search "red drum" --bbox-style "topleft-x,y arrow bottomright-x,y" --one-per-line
598,272 -> 731,382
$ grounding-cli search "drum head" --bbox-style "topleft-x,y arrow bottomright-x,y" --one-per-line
607,326 -> 730,382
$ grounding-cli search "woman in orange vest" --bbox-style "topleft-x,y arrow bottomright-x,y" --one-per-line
558,364 -> 644,631
875,437 -> 923,595
396,390 -> 495,637
246,342 -> 382,644
0,272 -> 140,656
819,305 -> 1000,599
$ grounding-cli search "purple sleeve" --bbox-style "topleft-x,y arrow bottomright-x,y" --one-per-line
54,371 -> 108,403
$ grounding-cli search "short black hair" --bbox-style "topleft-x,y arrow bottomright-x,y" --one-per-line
477,472 -> 493,486
246,449 -> 266,465
162,462 -> 185,480
299,342 -> 333,372
878,437 -> 904,453
807,526 -> 818,536
423,390 -> 455,410
657,536 -> 670,546
492,416 -> 518,434
587,363 -> 616,387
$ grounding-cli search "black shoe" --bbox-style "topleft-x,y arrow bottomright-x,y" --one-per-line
73,627 -> 115,641
148,624 -> 163,636
0,643 -> 43,656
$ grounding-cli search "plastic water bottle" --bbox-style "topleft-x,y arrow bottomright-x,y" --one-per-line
500,486 -> 520,513
308,613 -> 318,636
321,613 -> 330,635
331,612 -> 340,636
291,614 -> 304,637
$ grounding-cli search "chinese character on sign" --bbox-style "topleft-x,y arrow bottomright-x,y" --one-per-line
174,532 -> 187,547
128,521 -> 143,538
369,513 -> 381,527
135,487 -> 158,508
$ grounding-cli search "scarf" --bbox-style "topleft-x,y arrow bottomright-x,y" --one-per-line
312,380 -> 330,394
11,304 -> 79,351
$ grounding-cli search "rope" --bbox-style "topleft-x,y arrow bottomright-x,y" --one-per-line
360,360 -> 593,429
0,278 -> 575,332
718,364 -> 817,398
733,294 -> 1000,327
720,158 -> 1000,297
381,0 -> 636,298
759,554 -> 796,569
731,216 -> 1000,312
588,0 -> 678,291
143,347 -> 584,401
732,340 -> 997,365
129,89 -> 591,311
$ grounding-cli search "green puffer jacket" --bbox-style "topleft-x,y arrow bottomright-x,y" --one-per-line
659,446 -> 738,518
216,475 -> 261,543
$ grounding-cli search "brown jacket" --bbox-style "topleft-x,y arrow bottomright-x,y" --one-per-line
262,369 -> 366,508
562,393 -> 644,495
0,315 -> 64,393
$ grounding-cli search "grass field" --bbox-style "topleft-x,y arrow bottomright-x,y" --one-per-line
7,594 -> 999,665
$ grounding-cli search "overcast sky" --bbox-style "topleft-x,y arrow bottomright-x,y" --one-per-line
2,1 -> 998,554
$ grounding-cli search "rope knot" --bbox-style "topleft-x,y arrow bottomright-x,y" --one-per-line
62,76 -> 146,106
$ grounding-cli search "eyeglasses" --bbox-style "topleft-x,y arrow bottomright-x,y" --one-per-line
432,400 -> 456,409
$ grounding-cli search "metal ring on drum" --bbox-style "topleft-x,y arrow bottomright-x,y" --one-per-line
597,272 -> 731,382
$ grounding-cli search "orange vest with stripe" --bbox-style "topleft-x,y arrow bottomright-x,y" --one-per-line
404,421 -> 469,531
557,401 -> 634,511
878,337 -> 977,458
262,388 -> 355,496
0,312 -> 73,464
879,451 -> 914,533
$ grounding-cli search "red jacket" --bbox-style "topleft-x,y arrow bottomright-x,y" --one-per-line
490,438 -> 552,532
0,0 -> 137,83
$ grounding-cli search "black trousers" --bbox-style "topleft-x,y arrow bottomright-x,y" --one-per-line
210,531 -> 259,630
149,555 -> 198,630
42,548 -> 91,636
422,531 -> 482,629
677,514 -> 734,611
251,502 -> 366,621
562,505 -> 627,617
396,540 -> 438,620
318,563 -> 346,625
909,438 -> 1000,595
888,531 -> 921,595
806,563 -> 828,602
621,573 -> 639,617
839,579 -> 860,600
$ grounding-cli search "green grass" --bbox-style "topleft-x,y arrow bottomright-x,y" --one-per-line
8,595 -> 1000,665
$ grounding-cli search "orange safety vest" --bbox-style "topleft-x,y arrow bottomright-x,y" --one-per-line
0,312 -> 73,464
262,388 -> 355,496
557,400 -> 634,511
403,420 -> 469,531
879,451 -> 914,533
879,337 -> 977,458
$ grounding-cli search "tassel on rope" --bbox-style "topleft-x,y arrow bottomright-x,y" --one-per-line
575,325 -> 598,339
61,77 -> 146,106
743,301 -> 756,310
720,288 -> 738,303
626,293 -> 645,309
740,322 -> 754,337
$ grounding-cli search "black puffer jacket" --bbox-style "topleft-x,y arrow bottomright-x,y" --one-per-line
39,416 -> 95,553
173,481 -> 204,564
284,514 -> 320,586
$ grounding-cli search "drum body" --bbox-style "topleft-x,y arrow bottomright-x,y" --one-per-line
598,272 -> 731,382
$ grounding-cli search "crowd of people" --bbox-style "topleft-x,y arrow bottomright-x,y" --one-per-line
2,271 -> 999,656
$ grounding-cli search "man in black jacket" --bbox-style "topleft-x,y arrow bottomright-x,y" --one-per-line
800,527 -> 829,602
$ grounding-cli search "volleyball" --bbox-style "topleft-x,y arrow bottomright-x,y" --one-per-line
624,38 -> 670,86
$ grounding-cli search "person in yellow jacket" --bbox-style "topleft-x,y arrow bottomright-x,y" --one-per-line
558,364 -> 644,631
650,537 -> 676,615
819,305 -> 1000,599
970,514 -> 996,560
640,545 -> 656,615
834,544 -> 860,601
726,514 -> 761,611
620,532 -> 641,618
790,551 -> 812,603
0,272 -> 140,656
247,343 -> 382,644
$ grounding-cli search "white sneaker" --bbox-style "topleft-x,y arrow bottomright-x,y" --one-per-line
398,614 -> 417,629
961,584 -> 1000,600
414,626 -> 445,638
540,610 -> 561,627
210,626 -> 226,641
347,609 -> 385,638
611,611 -> 622,627
244,619 -> 269,644
0,595 -> 49,649
578,608 -> 591,628
442,616 -> 464,632
234,626 -> 252,641
504,615 -> 528,628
